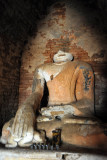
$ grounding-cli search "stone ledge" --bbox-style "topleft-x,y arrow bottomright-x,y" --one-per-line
0,145 -> 107,160
0,148 -> 57,160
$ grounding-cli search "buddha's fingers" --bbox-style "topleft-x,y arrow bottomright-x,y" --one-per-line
14,122 -> 20,137
27,126 -> 33,135
12,109 -> 23,135
18,122 -> 24,138
22,124 -> 28,137
12,116 -> 18,135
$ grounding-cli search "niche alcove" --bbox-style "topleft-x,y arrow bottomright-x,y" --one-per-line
0,0 -> 107,159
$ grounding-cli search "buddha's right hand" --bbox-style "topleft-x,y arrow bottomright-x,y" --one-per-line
12,105 -> 35,139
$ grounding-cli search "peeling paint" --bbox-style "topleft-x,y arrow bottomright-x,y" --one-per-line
83,70 -> 91,91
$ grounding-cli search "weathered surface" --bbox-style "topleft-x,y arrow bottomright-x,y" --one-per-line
41,105 -> 75,118
1,115 -> 107,150
1,51 -> 95,148
19,1 -> 107,119
37,118 -> 107,150
37,114 -> 100,125
0,117 -> 46,148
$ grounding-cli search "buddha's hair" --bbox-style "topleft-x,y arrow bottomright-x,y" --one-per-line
53,50 -> 73,62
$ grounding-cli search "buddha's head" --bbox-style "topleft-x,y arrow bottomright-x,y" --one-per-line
53,50 -> 73,63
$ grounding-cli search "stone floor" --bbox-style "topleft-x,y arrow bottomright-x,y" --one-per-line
0,144 -> 107,160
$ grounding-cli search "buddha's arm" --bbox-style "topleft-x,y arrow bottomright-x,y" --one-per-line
71,63 -> 94,116
12,67 -> 45,138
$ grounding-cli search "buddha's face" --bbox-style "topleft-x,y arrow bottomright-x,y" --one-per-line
53,50 -> 73,63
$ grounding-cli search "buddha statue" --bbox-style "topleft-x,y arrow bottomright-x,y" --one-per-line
1,50 -> 107,149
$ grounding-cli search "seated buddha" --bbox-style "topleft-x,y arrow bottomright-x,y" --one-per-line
1,50 -> 106,149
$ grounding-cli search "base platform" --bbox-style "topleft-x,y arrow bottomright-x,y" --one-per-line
0,144 -> 107,160
37,116 -> 107,150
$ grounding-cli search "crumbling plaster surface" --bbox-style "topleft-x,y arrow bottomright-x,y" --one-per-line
19,1 -> 107,118
65,3 -> 107,58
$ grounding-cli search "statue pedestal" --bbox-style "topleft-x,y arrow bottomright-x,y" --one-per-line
37,116 -> 107,150
0,146 -> 107,160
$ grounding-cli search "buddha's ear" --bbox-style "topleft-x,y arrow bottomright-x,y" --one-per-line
53,50 -> 73,62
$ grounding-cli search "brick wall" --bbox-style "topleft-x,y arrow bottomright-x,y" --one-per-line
0,38 -> 22,133
19,1 -> 107,119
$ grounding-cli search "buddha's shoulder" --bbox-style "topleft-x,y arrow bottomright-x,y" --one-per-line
35,61 -> 93,72
69,61 -> 93,70
34,63 -> 51,70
